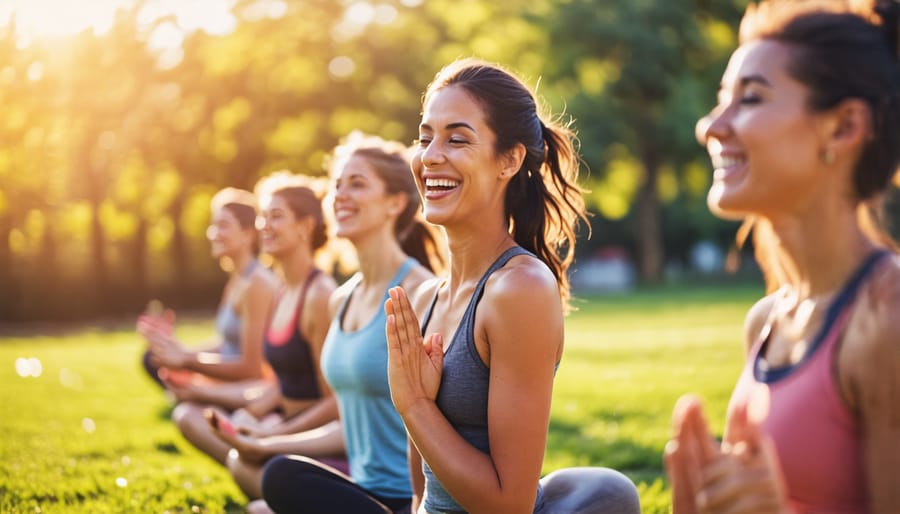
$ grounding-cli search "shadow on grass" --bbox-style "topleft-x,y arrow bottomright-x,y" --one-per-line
155,441 -> 181,454
547,416 -> 663,474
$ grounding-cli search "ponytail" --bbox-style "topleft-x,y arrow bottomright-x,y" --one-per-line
399,219 -> 446,274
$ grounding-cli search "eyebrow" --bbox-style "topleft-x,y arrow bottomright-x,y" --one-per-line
738,74 -> 771,87
419,122 -> 477,132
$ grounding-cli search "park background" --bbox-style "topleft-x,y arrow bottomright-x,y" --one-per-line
2,0 -> 899,512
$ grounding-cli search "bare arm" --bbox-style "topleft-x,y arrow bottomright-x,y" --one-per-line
846,269 -> 900,513
183,275 -> 275,381
390,262 -> 561,513
408,437 -> 425,512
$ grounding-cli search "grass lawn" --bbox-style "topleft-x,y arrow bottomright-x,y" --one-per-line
0,283 -> 762,513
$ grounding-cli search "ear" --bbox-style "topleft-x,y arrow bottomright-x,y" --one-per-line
296,215 -> 316,241
498,143 -> 527,180
819,98 -> 873,155
385,191 -> 409,218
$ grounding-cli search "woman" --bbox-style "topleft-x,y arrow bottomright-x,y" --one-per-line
177,176 -> 339,477
385,59 -> 641,514
259,132 -> 445,514
665,1 -> 900,512
139,187 -> 277,409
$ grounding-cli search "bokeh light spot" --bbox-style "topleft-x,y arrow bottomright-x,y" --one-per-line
328,56 -> 356,79
82,418 -> 96,433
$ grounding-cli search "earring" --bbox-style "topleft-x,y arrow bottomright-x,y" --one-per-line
821,148 -> 835,165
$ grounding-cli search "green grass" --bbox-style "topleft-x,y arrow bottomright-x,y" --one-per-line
0,284 -> 763,513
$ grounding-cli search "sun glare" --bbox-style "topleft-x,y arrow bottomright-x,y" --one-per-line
0,0 -> 239,42
0,0 -> 131,38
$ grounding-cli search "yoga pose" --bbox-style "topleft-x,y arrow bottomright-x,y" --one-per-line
386,58 -> 641,514
666,1 -> 900,512
259,132 -> 445,514
139,187 -> 276,410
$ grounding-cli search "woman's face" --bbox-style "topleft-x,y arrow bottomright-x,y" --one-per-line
259,194 -> 307,259
206,207 -> 252,259
411,85 -> 509,228
332,154 -> 400,242
702,39 -> 826,221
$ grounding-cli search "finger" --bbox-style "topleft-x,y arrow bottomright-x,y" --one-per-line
681,398 -> 718,464
390,287 -> 418,353
386,313 -> 403,356
664,440 -> 698,514
396,290 -> 423,355
425,333 -> 444,373
696,455 -> 756,513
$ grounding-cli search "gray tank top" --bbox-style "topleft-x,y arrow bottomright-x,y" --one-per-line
419,246 -> 544,513
214,259 -> 259,359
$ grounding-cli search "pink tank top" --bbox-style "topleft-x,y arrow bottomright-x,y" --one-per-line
726,251 -> 887,513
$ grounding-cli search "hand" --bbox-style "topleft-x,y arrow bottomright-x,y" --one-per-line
136,306 -> 175,337
206,409 -> 269,464
666,395 -> 721,514
695,403 -> 789,514
385,286 -> 443,416
147,332 -> 190,368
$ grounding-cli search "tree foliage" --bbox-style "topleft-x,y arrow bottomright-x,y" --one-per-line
0,0 -> 832,321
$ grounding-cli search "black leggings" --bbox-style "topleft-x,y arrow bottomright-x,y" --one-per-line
262,455 -> 411,514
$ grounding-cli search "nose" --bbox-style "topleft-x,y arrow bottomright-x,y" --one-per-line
699,104 -> 732,147
695,115 -> 712,145
420,140 -> 445,168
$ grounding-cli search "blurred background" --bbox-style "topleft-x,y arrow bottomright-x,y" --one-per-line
1,0 -> 897,322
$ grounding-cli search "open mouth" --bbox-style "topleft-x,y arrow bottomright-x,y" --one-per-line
425,178 -> 461,193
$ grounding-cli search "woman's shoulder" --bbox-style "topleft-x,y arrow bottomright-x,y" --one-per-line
852,253 -> 900,348
480,252 -> 561,319
491,252 -> 558,296
308,269 -> 338,299
840,253 -> 900,411
239,265 -> 279,302
742,289 -> 781,356
328,272 -> 361,317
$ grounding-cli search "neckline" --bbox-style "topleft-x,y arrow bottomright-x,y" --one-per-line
753,250 -> 888,382
422,247 -> 529,356
337,257 -> 415,335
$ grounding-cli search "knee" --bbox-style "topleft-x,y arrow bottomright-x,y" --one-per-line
260,455 -> 294,509
599,469 -> 641,514
171,402 -> 203,432
225,448 -> 243,475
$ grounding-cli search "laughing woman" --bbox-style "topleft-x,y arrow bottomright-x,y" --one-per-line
385,59 -> 641,514
665,1 -> 900,512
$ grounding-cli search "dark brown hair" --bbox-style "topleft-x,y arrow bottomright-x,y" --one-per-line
424,58 -> 588,308
329,131 -> 445,273
255,172 -> 329,251
735,1 -> 900,290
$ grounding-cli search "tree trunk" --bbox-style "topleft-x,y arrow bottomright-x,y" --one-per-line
636,147 -> 664,283
89,199 -> 109,306
169,194 -> 190,295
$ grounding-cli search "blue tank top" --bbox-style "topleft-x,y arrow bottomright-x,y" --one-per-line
419,247 -> 544,513
264,269 -> 322,401
214,259 -> 259,359
320,258 -> 416,500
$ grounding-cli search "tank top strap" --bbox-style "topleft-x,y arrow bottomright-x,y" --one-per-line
815,250 -> 889,342
460,247 -> 534,354
465,246 -> 533,317
335,272 -> 364,325
753,250 -> 890,382
386,257 -> 418,291
240,258 -> 259,277
419,279 -> 445,334
293,268 -> 321,322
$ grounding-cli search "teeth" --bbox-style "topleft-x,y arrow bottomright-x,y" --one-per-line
712,155 -> 745,169
425,178 -> 460,189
